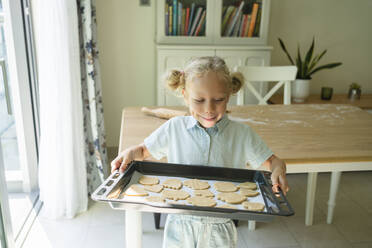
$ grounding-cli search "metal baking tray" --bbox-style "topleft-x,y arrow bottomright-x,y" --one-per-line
91,160 -> 294,222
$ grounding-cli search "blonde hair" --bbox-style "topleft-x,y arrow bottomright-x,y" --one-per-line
165,56 -> 244,96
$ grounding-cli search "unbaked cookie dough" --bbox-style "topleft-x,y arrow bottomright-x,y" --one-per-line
187,196 -> 216,207
144,184 -> 164,193
162,189 -> 190,200
194,189 -> 214,198
163,179 -> 183,190
184,179 -> 210,190
238,182 -> 257,190
125,184 -> 148,196
239,188 -> 259,197
217,192 -> 246,204
145,196 -> 165,203
214,182 -> 238,192
242,201 -> 265,211
138,176 -> 159,185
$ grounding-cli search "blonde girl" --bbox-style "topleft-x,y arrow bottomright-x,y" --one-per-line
111,56 -> 288,248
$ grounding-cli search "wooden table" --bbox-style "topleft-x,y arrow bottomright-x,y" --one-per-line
270,93 -> 372,110
118,105 -> 372,248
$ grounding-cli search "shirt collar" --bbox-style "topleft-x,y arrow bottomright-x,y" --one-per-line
186,114 -> 230,132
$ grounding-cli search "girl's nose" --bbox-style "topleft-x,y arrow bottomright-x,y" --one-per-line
205,101 -> 216,113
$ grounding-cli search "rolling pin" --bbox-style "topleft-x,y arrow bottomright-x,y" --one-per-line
141,107 -> 188,119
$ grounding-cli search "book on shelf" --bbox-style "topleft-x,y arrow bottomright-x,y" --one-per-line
181,5 -> 186,35
243,14 -> 251,37
194,9 -> 206,36
169,5 -> 173,35
187,2 -> 196,35
225,1 -> 244,37
189,6 -> 203,36
164,1 -> 208,37
172,0 -> 177,35
221,0 -> 262,37
165,3 -> 169,36
223,7 -> 236,36
178,2 -> 182,35
200,18 -> 206,35
240,14 -> 247,37
221,6 -> 235,34
248,2 -> 259,37
238,13 -> 245,37
253,3 -> 262,37
185,7 -> 190,35
232,11 -> 242,37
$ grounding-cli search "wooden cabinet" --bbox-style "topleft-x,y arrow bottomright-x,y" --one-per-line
155,0 -> 272,106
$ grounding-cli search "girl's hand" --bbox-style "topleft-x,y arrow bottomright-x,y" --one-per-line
110,144 -> 150,174
267,155 -> 289,195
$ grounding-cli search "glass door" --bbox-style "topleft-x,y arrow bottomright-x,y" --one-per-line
0,0 -> 39,246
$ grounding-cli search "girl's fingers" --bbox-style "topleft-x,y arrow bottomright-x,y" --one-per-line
272,183 -> 280,193
111,156 -> 122,173
279,174 -> 289,195
119,157 -> 131,173
271,173 -> 280,193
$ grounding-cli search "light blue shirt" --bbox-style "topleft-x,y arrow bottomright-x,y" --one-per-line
144,114 -> 273,169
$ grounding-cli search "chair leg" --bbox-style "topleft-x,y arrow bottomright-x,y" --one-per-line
154,213 -> 161,229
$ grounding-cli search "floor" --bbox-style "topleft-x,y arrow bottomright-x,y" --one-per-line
22,171 -> 372,248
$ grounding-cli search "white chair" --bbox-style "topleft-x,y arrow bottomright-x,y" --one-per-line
233,66 -> 297,231
234,66 -> 297,105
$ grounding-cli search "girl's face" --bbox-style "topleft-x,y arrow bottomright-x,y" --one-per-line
182,72 -> 230,128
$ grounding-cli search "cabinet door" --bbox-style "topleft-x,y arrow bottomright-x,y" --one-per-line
214,0 -> 270,45
216,49 -> 271,104
157,48 -> 214,106
156,0 -> 215,45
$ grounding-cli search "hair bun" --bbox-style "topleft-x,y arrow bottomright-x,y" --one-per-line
165,69 -> 185,92
230,72 -> 244,94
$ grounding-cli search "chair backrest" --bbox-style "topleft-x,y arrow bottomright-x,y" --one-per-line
234,66 -> 297,105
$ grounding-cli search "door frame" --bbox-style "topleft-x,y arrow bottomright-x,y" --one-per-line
3,0 -> 38,192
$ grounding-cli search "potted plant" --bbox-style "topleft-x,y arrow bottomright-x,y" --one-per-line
348,82 -> 361,100
278,37 -> 342,102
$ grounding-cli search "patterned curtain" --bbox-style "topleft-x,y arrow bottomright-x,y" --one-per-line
77,0 -> 108,194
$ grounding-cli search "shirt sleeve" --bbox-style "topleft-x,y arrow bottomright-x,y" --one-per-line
245,127 -> 273,169
144,120 -> 170,160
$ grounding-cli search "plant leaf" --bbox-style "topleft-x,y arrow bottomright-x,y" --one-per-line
308,49 -> 327,74
278,38 -> 294,65
316,49 -> 327,63
297,44 -> 304,78
308,54 -> 319,72
309,62 -> 342,76
303,37 -> 315,77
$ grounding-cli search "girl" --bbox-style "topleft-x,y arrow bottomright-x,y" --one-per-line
111,56 -> 289,248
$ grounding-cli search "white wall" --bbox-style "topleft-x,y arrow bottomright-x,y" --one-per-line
268,0 -> 372,95
96,0 -> 372,147
96,0 -> 156,147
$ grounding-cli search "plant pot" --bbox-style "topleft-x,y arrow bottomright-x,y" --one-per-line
348,88 -> 361,100
291,79 -> 310,103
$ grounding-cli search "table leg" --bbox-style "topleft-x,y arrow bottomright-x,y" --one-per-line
327,171 -> 341,224
305,172 -> 318,226
248,220 -> 256,231
125,210 -> 142,248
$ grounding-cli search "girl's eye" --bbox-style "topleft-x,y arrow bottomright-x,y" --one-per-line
194,99 -> 204,103
215,98 -> 225,102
